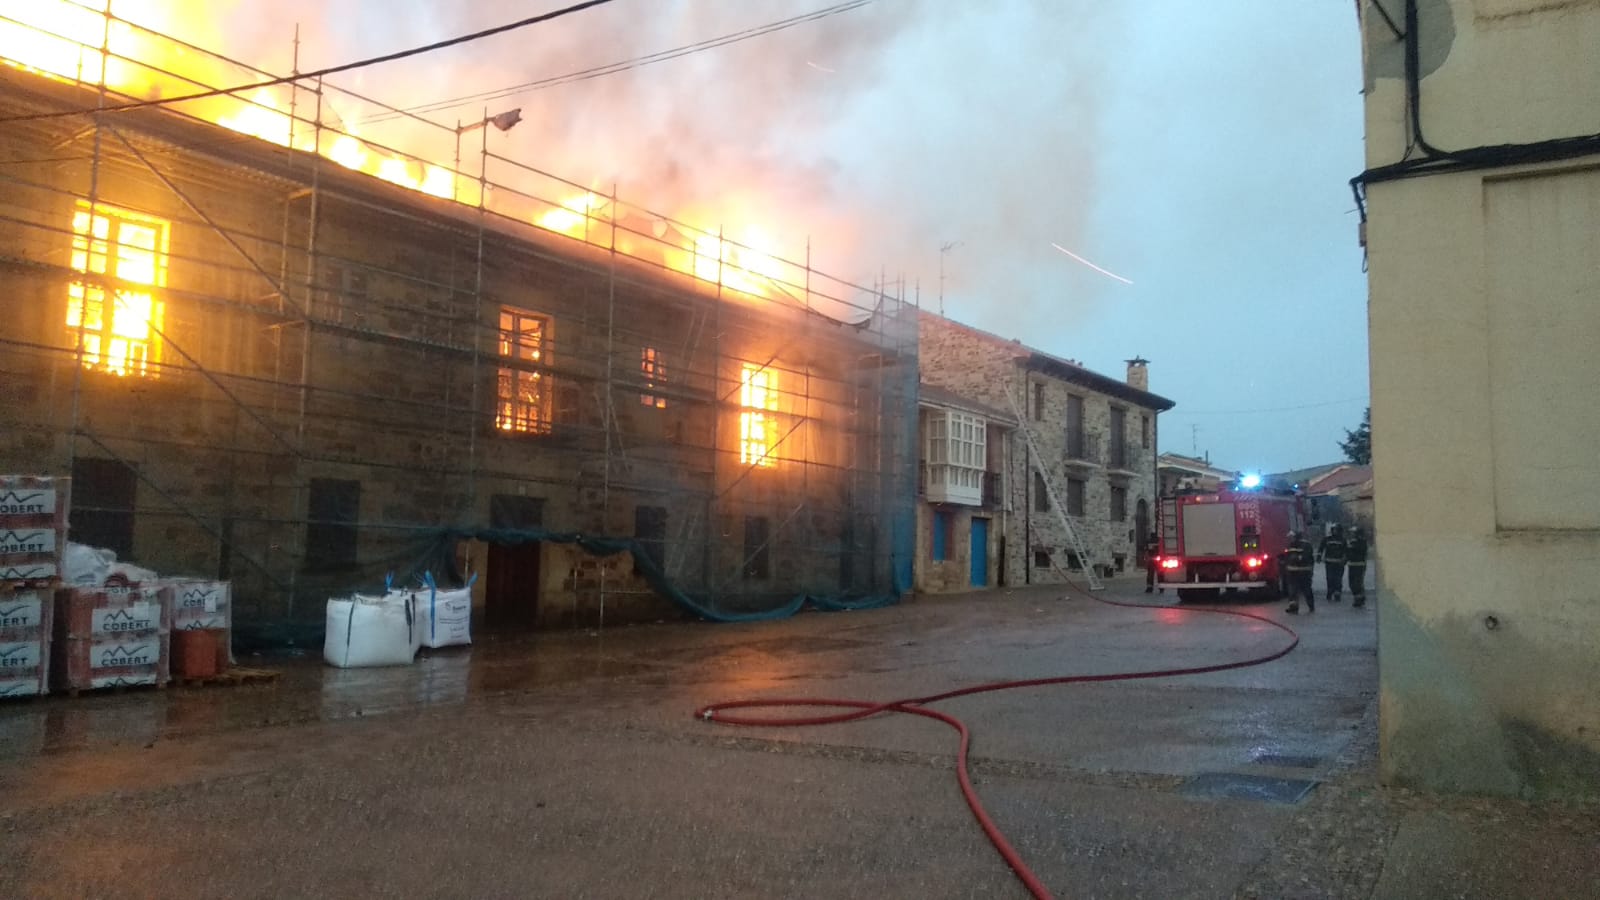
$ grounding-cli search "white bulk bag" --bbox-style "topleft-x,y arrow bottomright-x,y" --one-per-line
418,572 -> 474,649
324,592 -> 419,668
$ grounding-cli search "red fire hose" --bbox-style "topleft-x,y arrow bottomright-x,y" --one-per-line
694,588 -> 1301,900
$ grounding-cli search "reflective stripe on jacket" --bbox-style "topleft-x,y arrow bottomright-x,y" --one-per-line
1347,537 -> 1369,564
1285,539 -> 1315,572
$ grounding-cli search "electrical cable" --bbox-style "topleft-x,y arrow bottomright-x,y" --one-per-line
695,585 -> 1301,900
361,0 -> 875,126
1351,0 -> 1600,207
0,0 -> 618,124
1163,397 -> 1367,416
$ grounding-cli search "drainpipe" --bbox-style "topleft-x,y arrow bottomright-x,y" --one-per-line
1023,420 -> 1032,586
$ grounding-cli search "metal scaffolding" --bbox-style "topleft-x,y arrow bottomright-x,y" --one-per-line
0,4 -> 919,636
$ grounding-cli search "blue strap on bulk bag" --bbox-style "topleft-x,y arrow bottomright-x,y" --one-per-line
422,571 -> 439,641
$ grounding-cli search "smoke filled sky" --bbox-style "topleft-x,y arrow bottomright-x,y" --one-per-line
189,0 -> 1367,472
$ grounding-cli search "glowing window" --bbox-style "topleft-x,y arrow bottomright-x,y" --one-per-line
496,307 -> 550,434
66,203 -> 169,378
739,364 -> 776,467
641,346 -> 666,408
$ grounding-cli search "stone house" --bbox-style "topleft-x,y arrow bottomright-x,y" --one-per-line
918,314 -> 1174,585
0,43 -> 917,633
914,384 -> 1013,593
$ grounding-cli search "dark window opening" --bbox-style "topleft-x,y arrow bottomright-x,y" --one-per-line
69,457 -> 137,558
1033,549 -> 1051,568
1141,414 -> 1151,449
1033,382 -> 1045,421
1033,472 -> 1050,512
305,478 -> 360,573
743,515 -> 770,579
1109,406 -> 1127,468
1066,395 -> 1086,459
1110,485 -> 1127,522
490,494 -> 545,530
1067,478 -> 1087,517
635,505 -> 667,571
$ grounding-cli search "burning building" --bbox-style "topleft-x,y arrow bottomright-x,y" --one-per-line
0,3 -> 918,633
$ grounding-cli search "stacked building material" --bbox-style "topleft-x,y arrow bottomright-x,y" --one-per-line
0,583 -> 52,698
0,475 -> 68,698
0,475 -> 68,584
53,575 -> 173,692
168,580 -> 232,676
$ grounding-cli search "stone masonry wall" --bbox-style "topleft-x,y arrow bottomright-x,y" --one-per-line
0,79 -> 910,631
918,314 -> 1159,586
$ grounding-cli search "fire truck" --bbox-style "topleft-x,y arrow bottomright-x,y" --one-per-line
1154,475 -> 1309,602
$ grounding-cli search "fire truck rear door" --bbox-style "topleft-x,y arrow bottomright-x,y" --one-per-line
1182,503 -> 1237,558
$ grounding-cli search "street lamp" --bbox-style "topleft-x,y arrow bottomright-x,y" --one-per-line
453,108 -> 523,201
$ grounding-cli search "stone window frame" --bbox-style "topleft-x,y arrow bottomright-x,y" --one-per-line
1067,476 -> 1087,518
495,305 -> 553,435
67,201 -> 171,379
640,346 -> 667,409
1108,405 -> 1128,468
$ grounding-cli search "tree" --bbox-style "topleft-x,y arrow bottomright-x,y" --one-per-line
1341,407 -> 1371,465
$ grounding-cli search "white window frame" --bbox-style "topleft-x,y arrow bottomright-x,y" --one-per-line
924,410 -> 986,505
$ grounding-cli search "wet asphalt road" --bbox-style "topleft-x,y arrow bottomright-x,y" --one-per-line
0,578 -> 1580,899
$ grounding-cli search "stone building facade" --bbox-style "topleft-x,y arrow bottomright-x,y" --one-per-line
918,314 -> 1173,586
913,385 -> 1012,594
0,59 -> 917,633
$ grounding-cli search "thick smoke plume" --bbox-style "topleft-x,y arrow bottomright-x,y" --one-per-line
181,0 -> 1123,335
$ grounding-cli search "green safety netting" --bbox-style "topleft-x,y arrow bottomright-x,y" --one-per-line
233,524 -> 910,654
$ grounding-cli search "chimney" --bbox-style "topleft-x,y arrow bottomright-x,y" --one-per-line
1125,356 -> 1150,392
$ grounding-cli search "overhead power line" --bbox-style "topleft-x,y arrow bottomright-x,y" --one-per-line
361,0 -> 875,125
0,0 -> 618,124
1164,398 -> 1368,417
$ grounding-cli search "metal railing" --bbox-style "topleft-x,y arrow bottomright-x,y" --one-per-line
1066,432 -> 1100,464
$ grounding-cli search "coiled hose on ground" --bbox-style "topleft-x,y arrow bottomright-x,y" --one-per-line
694,586 -> 1301,900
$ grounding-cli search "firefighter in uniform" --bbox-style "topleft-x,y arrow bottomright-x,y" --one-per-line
1144,530 -> 1162,594
1319,524 -> 1348,603
1346,526 -> 1370,608
1284,530 -> 1316,614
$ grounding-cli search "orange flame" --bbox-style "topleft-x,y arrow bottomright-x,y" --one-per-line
3,0 -> 793,299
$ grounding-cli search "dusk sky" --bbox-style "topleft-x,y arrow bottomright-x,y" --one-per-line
188,0 -> 1370,473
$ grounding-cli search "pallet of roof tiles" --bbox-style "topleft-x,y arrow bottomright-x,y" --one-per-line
52,576 -> 173,694
54,576 -> 172,640
0,475 -> 69,587
53,633 -> 171,695
167,580 -> 233,669
0,582 -> 53,699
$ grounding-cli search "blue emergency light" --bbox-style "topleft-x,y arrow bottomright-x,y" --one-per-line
1238,473 -> 1262,489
